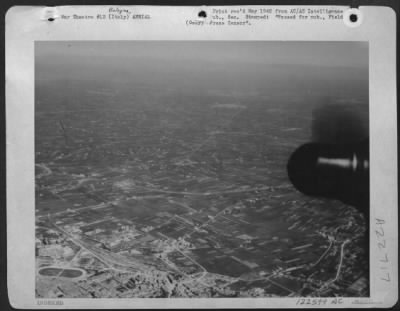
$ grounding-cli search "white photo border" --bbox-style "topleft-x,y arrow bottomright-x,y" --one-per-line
6,5 -> 397,309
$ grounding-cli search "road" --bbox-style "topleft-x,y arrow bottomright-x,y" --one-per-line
312,237 -> 334,267
36,163 -> 52,178
48,217 -> 144,273
187,205 -> 232,237
333,239 -> 351,282
37,202 -> 107,219
136,185 -> 279,197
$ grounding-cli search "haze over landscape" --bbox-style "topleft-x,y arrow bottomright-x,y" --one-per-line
35,41 -> 369,298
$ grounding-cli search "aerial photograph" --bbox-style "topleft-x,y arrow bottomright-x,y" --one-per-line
35,41 -> 369,298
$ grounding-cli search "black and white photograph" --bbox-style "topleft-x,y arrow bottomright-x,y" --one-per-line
34,41 -> 370,298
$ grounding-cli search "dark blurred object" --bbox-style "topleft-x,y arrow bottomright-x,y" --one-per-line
312,102 -> 368,144
287,140 -> 369,215
287,102 -> 369,215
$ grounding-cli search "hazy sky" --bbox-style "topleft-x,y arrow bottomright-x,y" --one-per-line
36,41 -> 367,67
35,41 -> 368,92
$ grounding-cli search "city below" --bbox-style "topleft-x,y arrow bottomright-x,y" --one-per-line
35,78 -> 369,298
